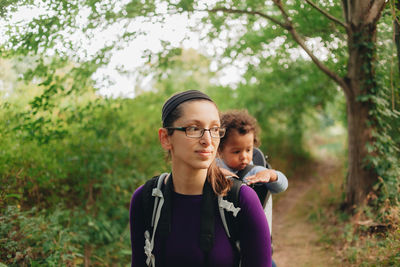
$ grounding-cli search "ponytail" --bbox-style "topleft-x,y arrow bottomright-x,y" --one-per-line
207,159 -> 232,196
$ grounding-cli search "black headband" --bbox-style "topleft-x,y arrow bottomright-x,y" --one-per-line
162,90 -> 213,124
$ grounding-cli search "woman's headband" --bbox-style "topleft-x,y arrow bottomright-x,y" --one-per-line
162,90 -> 213,123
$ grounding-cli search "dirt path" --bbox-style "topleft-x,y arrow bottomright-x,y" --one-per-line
272,160 -> 341,267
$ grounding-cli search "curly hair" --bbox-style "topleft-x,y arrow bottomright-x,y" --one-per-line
219,109 -> 260,150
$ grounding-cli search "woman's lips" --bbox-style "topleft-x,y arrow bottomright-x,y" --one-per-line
196,150 -> 213,157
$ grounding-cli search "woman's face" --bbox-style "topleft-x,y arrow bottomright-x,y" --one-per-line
166,100 -> 221,171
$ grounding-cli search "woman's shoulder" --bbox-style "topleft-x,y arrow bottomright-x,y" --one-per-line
130,174 -> 168,210
131,175 -> 165,204
237,184 -> 269,229
238,184 -> 262,207
130,184 -> 145,211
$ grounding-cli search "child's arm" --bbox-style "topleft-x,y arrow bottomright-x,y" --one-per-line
245,167 -> 288,194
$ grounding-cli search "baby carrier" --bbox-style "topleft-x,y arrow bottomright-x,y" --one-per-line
237,147 -> 273,233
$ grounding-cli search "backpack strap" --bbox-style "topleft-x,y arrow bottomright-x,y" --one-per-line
142,173 -> 169,267
218,177 -> 244,258
236,164 -> 255,180
199,180 -> 217,266
143,174 -> 217,267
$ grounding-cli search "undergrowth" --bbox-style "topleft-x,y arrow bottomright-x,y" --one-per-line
306,159 -> 400,266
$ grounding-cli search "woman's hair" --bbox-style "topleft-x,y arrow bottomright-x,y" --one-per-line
162,91 -> 231,196
219,109 -> 260,150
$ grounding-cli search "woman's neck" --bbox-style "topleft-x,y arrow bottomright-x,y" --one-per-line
170,167 -> 207,195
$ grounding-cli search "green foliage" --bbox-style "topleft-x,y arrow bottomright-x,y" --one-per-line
148,48 -> 216,95
0,59 -> 171,264
0,206 -> 83,266
210,56 -> 338,162
364,9 -> 400,210
302,158 -> 400,267
1,46 -> 341,265
1,0 -> 399,265
334,208 -> 400,266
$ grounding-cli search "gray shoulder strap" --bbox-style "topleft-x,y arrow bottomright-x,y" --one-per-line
150,173 -> 169,227
145,172 -> 169,267
263,191 -> 273,234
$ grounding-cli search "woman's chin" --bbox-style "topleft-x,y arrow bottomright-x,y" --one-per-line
193,160 -> 213,170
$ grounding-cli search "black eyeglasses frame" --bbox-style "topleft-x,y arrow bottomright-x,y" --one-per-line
165,126 -> 226,138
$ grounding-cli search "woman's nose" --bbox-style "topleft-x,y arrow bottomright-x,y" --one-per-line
200,130 -> 212,146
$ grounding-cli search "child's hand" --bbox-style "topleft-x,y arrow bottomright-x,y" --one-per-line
245,169 -> 278,185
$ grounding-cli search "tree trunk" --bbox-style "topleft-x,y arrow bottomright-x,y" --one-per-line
345,91 -> 377,208
395,1 -> 400,75
344,21 -> 380,208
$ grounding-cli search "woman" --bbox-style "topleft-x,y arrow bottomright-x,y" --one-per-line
130,90 -> 272,267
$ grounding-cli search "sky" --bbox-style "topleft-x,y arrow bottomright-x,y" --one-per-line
94,14 -> 209,98
0,3 -> 244,98
91,12 -> 248,98
0,2 -> 329,99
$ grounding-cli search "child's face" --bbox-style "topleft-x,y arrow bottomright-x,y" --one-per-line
219,130 -> 254,171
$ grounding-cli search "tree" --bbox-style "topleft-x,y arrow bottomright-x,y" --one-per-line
1,0 -> 397,209
394,0 -> 400,74
189,0 -> 390,209
156,0 -> 393,208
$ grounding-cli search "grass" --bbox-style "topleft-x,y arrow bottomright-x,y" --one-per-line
301,125 -> 400,266
303,158 -> 400,266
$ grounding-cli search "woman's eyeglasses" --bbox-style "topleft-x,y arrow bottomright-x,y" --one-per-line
166,126 -> 226,138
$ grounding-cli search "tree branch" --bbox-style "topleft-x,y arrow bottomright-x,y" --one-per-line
272,0 -> 350,93
290,29 -> 349,92
207,7 -> 289,30
205,2 -> 350,93
365,0 -> 386,25
305,0 -> 348,29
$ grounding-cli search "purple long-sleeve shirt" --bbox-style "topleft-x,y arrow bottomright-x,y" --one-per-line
130,183 -> 272,267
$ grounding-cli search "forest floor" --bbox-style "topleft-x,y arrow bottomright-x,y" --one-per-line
272,158 -> 343,267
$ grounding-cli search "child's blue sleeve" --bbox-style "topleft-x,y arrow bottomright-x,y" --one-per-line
267,170 -> 288,193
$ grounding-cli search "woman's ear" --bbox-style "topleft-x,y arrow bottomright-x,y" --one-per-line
159,128 -> 172,150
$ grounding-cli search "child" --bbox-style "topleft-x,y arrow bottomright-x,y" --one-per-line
217,109 -> 287,267
217,109 -> 288,194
